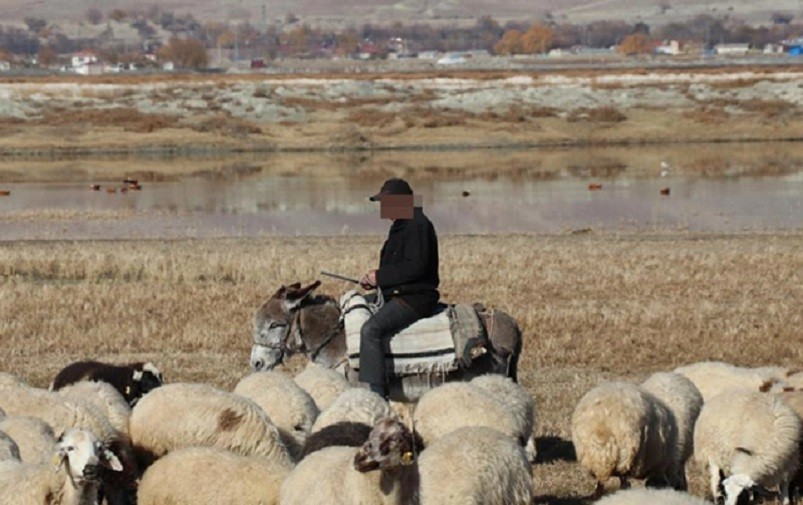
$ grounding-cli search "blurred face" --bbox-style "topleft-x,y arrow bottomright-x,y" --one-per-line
380,194 -> 414,220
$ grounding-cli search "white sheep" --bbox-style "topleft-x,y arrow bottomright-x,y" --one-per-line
293,362 -> 352,412
0,430 -> 20,462
280,417 -> 420,505
640,371 -> 704,490
595,487 -> 712,505
233,370 -> 320,460
571,380 -> 681,498
55,379 -> 132,438
0,372 -> 30,389
137,446 -> 293,505
0,427 -> 123,505
0,415 -> 57,464
129,382 -> 294,469
0,382 -> 138,505
411,381 -> 522,449
693,388 -> 801,505
310,388 -> 398,433
417,425 -> 534,505
673,361 -> 792,402
469,374 -> 537,462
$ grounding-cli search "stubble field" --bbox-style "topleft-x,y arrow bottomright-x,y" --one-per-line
2,232 -> 802,502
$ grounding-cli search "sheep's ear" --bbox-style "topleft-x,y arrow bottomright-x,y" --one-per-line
100,448 -> 123,472
51,449 -> 66,472
133,369 -> 144,381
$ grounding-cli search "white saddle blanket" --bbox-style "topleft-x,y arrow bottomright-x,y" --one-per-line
340,290 -> 460,376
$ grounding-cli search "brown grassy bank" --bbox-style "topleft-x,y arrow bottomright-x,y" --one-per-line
1,232 -> 802,502
1,66 -> 803,157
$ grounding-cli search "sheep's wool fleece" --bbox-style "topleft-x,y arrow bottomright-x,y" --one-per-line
418,426 -> 533,505
571,381 -> 676,482
137,446 -> 291,505
596,487 -> 711,505
279,446 -> 396,505
693,389 -> 801,486
129,382 -> 293,466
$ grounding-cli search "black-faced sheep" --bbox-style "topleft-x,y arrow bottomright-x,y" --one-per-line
571,380 -> 681,498
49,360 -> 163,407
0,427 -> 123,505
136,446 -> 293,505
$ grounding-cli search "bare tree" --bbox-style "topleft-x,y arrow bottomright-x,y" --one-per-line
86,8 -> 103,25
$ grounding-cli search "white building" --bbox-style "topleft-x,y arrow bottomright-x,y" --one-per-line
714,43 -> 750,55
655,40 -> 680,55
71,50 -> 98,68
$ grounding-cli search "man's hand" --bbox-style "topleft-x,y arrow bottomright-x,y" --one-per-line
360,269 -> 377,290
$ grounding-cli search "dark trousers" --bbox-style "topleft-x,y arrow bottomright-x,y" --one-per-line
358,298 -> 420,394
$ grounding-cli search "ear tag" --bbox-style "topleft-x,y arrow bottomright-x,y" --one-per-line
125,386 -> 131,395
401,452 -> 414,465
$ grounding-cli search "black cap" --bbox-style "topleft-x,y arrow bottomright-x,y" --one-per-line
369,178 -> 413,202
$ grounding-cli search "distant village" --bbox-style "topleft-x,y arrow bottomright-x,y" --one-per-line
1,7 -> 803,74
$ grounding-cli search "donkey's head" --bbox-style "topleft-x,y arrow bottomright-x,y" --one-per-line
251,280 -> 321,372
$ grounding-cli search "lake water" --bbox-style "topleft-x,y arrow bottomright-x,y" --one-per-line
1,144 -> 802,240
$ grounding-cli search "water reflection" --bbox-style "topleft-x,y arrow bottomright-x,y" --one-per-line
1,146 -> 802,240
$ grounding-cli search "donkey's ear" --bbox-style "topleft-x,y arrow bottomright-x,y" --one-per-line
288,282 -> 302,290
282,280 -> 321,311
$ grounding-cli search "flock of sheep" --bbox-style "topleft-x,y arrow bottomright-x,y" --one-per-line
2,357 -> 803,505
572,361 -> 803,505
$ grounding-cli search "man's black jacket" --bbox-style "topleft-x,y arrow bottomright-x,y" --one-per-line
375,206 -> 440,318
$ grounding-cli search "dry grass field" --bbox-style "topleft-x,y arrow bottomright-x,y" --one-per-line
2,232 -> 802,502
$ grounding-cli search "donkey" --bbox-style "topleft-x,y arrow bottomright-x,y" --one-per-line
250,280 -> 523,403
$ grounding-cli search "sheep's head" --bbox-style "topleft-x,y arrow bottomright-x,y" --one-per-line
353,418 -> 416,473
722,473 -> 776,505
52,428 -> 123,484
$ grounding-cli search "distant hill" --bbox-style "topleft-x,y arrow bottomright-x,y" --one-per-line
2,0 -> 800,29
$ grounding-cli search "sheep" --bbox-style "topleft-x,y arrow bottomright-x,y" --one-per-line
232,370 -> 320,461
411,381 -> 522,450
639,371 -> 704,490
310,388 -> 398,434
128,382 -> 294,471
595,487 -> 712,505
0,427 -> 123,505
279,417 -> 419,505
775,390 -> 803,502
469,374 -> 537,463
417,425 -> 534,505
0,383 -> 139,505
692,388 -> 801,505
0,415 -> 57,464
0,371 -> 30,389
55,380 -> 132,439
293,362 -> 352,412
571,380 -> 681,498
50,360 -> 164,407
673,361 -> 792,402
299,422 -> 375,460
0,430 -> 20,462
136,446 -> 293,505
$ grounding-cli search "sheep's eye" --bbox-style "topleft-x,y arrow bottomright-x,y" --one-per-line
67,446 -> 74,452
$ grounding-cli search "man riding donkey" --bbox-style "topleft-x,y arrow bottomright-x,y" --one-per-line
358,178 -> 441,400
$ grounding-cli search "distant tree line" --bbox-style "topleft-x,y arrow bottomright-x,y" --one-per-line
0,8 -> 801,68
